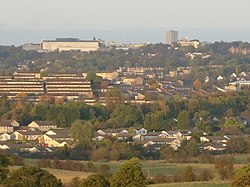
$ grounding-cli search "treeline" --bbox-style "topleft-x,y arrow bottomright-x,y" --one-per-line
0,42 -> 249,75
0,154 -> 249,187
152,156 -> 237,185
38,159 -> 111,177
1,91 -> 249,133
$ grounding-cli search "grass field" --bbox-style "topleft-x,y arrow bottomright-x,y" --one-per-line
10,166 -> 92,183
232,154 -> 249,164
21,156 -> 247,184
149,181 -> 230,187
23,158 -> 245,178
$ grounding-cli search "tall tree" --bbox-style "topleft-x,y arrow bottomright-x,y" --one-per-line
5,166 -> 62,187
110,158 -> 147,187
80,174 -> 110,187
177,110 -> 189,130
0,154 -> 11,184
70,120 -> 94,149
185,139 -> 200,157
105,88 -> 124,111
109,104 -> 142,128
193,110 -> 212,131
231,164 -> 250,187
182,166 -> 195,182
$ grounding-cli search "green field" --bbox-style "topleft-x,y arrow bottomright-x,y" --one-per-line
23,158 -> 245,179
21,156 -> 248,184
149,181 -> 230,187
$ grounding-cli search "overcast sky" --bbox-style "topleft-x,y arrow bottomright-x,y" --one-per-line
1,0 -> 250,45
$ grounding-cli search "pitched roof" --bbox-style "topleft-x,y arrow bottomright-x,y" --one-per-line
0,120 -> 18,127
46,129 -> 71,138
33,121 -> 57,126
20,130 -> 43,136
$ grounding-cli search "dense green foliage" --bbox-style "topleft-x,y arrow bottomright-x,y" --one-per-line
0,154 -> 12,184
0,41 -> 249,77
231,164 -> 250,187
110,157 -> 147,187
5,166 -> 62,187
80,174 -> 110,187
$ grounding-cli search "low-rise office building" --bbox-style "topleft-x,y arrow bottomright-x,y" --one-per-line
42,38 -> 99,52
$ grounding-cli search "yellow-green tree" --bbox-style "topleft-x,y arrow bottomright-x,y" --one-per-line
231,164 -> 250,187
110,158 -> 147,187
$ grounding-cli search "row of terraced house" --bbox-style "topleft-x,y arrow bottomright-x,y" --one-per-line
0,119 -> 245,155
0,120 -> 73,154
0,71 -> 94,103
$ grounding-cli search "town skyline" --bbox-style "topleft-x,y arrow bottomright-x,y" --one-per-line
1,0 -> 250,45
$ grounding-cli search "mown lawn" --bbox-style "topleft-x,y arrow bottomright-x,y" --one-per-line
149,181 -> 230,187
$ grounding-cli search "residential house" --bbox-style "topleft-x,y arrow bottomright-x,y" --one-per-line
10,130 -> 42,141
136,128 -> 148,135
217,75 -> 224,81
121,76 -> 143,85
46,139 -> 72,148
138,137 -> 181,150
143,131 -> 169,140
0,120 -> 20,133
0,132 -> 11,141
97,128 -> 128,137
10,131 -> 24,141
28,121 -> 57,132
96,71 -> 119,81
201,142 -> 227,152
133,134 -> 144,141
38,129 -> 73,147
0,142 -> 40,153
200,136 -> 229,144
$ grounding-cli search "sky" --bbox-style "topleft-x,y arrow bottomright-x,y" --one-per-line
0,0 -> 250,45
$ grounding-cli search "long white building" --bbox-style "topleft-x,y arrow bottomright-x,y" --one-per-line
41,38 -> 99,52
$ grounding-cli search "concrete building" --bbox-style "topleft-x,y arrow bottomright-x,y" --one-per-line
44,77 -> 93,100
0,77 -> 44,101
166,30 -> 178,45
96,71 -> 119,81
22,43 -> 41,51
0,72 -> 94,103
42,38 -> 99,52
178,38 -> 200,48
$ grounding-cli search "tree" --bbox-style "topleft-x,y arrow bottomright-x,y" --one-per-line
5,166 -> 62,187
215,157 -> 234,180
70,120 -> 94,149
108,104 -> 142,128
157,96 -> 169,113
227,137 -> 248,154
198,169 -> 214,181
99,164 -> 111,177
144,111 -> 168,131
231,164 -> 250,187
185,139 -> 200,157
105,88 -> 124,111
80,174 -> 109,187
182,166 -> 195,182
66,177 -> 81,187
91,147 -> 110,161
177,110 -> 189,130
223,117 -> 245,129
110,157 -> 147,187
160,145 -> 174,162
0,154 -> 11,184
193,110 -> 212,131
193,79 -> 202,90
